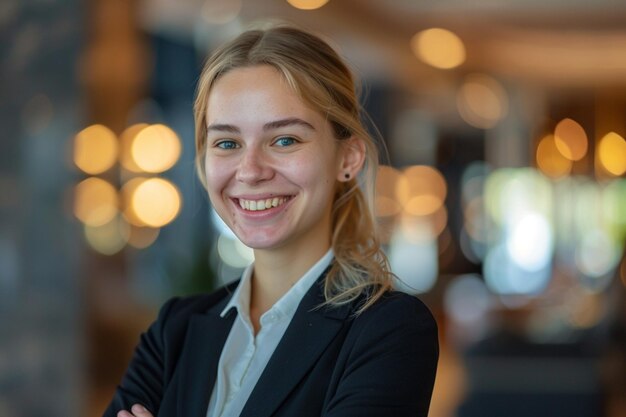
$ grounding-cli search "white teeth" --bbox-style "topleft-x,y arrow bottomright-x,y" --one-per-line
238,197 -> 288,211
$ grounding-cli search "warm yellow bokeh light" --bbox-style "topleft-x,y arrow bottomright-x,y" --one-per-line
84,215 -> 130,255
286,0 -> 329,10
74,177 -> 119,226
131,178 -> 181,227
536,135 -> 572,178
128,225 -> 160,249
121,177 -> 149,226
131,124 -> 182,173
74,124 -> 118,174
397,206 -> 447,242
598,132 -> 626,176
423,205 -> 448,237
375,165 -> 406,217
433,206 -> 448,237
554,118 -> 588,161
396,165 -> 447,216
411,28 -> 466,70
405,195 -> 443,216
120,123 -> 148,172
457,74 -> 508,129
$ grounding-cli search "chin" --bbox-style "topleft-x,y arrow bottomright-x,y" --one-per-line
234,230 -> 285,251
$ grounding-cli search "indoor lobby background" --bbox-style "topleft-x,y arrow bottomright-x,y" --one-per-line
1,0 -> 625,416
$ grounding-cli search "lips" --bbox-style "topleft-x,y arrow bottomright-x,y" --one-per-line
236,196 -> 292,211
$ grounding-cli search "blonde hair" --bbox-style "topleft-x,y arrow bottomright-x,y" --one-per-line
194,26 -> 392,314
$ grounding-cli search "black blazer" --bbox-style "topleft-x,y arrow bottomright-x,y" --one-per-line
103,274 -> 438,417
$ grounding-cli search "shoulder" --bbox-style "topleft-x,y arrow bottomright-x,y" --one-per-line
349,291 -> 438,346
358,291 -> 437,325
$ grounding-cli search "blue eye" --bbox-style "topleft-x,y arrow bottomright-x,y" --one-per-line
216,140 -> 238,149
274,136 -> 297,147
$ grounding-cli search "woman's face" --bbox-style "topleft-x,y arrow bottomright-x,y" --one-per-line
204,65 -> 347,252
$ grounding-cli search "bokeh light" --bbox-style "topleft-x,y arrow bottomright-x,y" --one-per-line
487,168 -> 552,227
375,165 -> 405,217
74,177 -> 118,226
461,161 -> 490,204
411,28 -> 466,70
389,219 -> 438,293
554,118 -> 588,161
575,229 -> 620,282
601,179 -> 626,241
463,196 -> 488,243
84,215 -> 130,255
597,131 -> 626,175
397,165 -> 447,216
127,225 -> 160,249
461,162 -> 491,256
119,123 -> 148,173
130,177 -> 181,227
460,225 -> 487,263
429,205 -> 449,237
217,233 -> 254,268
444,274 -> 491,324
73,124 -> 118,174
484,243 -> 552,295
121,177 -> 148,226
457,74 -> 508,129
211,208 -> 236,238
399,206 -> 448,241
506,212 -> 553,272
536,134 -> 572,178
131,124 -> 182,173
286,0 -> 329,10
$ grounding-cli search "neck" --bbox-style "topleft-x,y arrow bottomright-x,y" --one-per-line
250,238 -> 330,316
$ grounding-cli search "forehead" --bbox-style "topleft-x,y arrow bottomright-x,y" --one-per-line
205,65 -> 320,124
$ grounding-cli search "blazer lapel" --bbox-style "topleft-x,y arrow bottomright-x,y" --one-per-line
240,277 -> 353,417
176,294 -> 237,417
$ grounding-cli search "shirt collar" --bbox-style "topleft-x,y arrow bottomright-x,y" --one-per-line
220,248 -> 334,321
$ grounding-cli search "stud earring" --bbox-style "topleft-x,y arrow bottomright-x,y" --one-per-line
344,173 -> 350,180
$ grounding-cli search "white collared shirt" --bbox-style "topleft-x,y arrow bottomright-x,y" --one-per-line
206,249 -> 334,417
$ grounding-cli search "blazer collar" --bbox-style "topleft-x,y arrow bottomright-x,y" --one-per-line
176,285 -> 237,417
240,271 -> 353,417
176,268 -> 353,417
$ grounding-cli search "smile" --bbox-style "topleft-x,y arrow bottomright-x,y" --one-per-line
237,196 -> 292,211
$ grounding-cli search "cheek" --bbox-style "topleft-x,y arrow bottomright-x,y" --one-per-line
204,162 -> 230,199
281,152 -> 338,192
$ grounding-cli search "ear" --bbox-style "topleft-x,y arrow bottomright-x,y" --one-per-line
337,136 -> 366,182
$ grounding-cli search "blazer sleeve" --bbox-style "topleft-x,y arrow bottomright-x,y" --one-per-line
323,294 -> 439,417
101,297 -> 180,417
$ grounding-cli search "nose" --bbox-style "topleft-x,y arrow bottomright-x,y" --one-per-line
235,146 -> 274,185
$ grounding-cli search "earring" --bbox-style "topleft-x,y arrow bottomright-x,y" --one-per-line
344,173 -> 350,180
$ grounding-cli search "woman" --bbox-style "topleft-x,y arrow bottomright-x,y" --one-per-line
105,25 -> 438,417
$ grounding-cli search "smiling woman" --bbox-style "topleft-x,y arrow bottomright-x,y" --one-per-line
104,25 -> 438,417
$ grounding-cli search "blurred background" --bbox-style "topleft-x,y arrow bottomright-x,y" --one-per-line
1,0 -> 626,416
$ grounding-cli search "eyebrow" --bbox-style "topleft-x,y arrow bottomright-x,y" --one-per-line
206,117 -> 316,134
